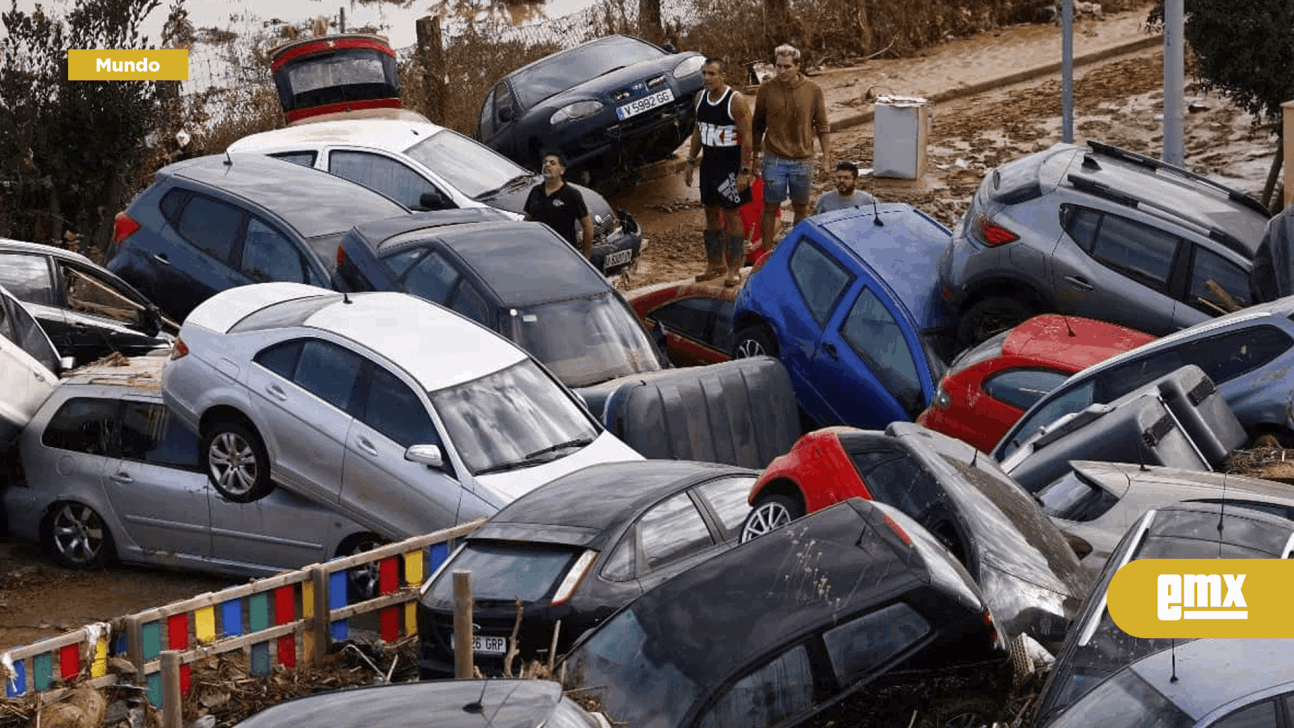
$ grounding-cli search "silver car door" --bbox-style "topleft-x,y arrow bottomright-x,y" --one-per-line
209,486 -> 336,572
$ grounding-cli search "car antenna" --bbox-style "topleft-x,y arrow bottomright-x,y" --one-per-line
1218,472 -> 1227,558
1170,638 -> 1179,682
223,150 -> 232,166
462,679 -> 489,716
342,290 -> 352,304
870,188 -> 884,227
1062,314 -> 1077,337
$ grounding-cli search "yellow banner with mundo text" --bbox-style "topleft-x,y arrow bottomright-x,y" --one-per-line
68,49 -> 189,80
1107,559 -> 1294,638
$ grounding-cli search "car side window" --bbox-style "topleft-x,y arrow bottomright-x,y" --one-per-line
696,645 -> 814,728
175,194 -> 244,264
292,340 -> 365,414
983,368 -> 1070,411
823,602 -> 931,684
1095,351 -> 1185,400
1085,213 -> 1180,292
0,253 -> 53,305
401,249 -> 460,304
1188,245 -> 1251,314
787,238 -> 854,328
60,264 -> 144,325
652,298 -> 717,342
600,535 -> 634,581
42,398 -> 119,456
1206,699 -> 1276,728
330,150 -> 446,210
840,288 -> 923,417
6,295 -> 59,372
359,365 -> 439,448
1188,326 -> 1293,384
240,218 -> 310,284
255,340 -> 303,380
159,189 -> 186,223
119,401 -> 200,470
1063,205 -> 1102,253
851,451 -> 941,520
269,151 -> 317,168
478,92 -> 495,138
0,298 -> 13,343
694,476 -> 756,541
1006,378 -> 1096,454
638,492 -> 714,571
448,279 -> 491,325
713,300 -> 735,353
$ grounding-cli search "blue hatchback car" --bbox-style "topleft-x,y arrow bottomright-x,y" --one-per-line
732,204 -> 955,429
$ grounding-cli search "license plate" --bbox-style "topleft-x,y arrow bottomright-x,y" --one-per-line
616,88 -> 675,121
450,634 -> 508,655
604,248 -> 634,269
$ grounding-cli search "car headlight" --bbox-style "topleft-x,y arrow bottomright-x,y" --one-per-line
550,100 -> 604,125
673,55 -> 705,78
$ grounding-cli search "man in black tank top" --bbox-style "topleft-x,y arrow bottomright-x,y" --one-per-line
684,58 -> 754,287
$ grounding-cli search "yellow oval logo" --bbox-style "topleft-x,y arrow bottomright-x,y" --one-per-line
1107,559 -> 1294,638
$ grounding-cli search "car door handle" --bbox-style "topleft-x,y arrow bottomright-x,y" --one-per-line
109,472 -> 133,484
357,437 -> 379,457
264,383 -> 288,401
152,253 -> 171,266
1064,275 -> 1095,292
823,342 -> 839,359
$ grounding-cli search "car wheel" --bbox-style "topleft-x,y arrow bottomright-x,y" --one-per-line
957,296 -> 1033,348
203,419 -> 273,503
917,696 -> 1001,728
44,502 -> 114,569
740,494 -> 805,543
339,534 -> 389,602
734,324 -> 779,359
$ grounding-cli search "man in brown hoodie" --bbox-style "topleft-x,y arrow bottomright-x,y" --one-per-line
752,43 -> 832,251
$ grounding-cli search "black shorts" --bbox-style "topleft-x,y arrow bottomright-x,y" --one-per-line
700,162 -> 752,210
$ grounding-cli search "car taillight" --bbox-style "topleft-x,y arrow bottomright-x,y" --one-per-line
982,608 -> 1005,650
170,337 -> 189,360
976,214 -> 1018,246
881,513 -> 914,546
113,212 -> 141,244
550,550 -> 597,606
336,245 -> 347,270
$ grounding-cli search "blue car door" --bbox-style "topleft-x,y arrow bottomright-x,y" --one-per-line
777,232 -> 858,422
807,282 -> 932,429
161,192 -> 254,317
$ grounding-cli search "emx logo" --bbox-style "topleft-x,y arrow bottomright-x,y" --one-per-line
1108,559 -> 1292,638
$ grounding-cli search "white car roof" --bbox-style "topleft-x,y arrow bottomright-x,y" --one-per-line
228,118 -> 448,156
187,283 -> 528,391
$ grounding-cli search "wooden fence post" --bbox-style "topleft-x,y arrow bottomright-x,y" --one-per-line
160,651 -> 181,728
415,15 -> 447,124
309,566 -> 330,665
453,570 -> 473,679
124,616 -> 145,681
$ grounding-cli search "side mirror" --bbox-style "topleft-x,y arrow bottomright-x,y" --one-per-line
417,190 -> 453,211
59,356 -> 75,372
662,40 -> 678,53
498,106 -> 515,123
140,304 -> 162,337
405,444 -> 445,469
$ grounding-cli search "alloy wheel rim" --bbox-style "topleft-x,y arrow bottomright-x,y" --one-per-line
209,431 -> 259,495
742,502 -> 791,541
53,504 -> 103,565
348,540 -> 383,599
736,338 -> 765,358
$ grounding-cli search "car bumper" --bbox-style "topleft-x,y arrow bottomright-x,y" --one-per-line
590,209 -> 643,275
560,101 -> 696,170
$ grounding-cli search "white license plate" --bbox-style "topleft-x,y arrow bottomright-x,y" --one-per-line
604,248 -> 633,268
616,88 -> 675,121
450,634 -> 507,655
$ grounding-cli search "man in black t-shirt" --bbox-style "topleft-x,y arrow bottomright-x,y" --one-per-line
524,153 -> 594,259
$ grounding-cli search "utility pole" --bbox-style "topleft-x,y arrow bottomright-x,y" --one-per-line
1062,0 -> 1073,143
1163,0 -> 1184,165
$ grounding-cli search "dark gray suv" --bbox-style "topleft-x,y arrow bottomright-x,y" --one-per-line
940,141 -> 1270,346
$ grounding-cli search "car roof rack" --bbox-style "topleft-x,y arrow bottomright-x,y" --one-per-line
1085,140 -> 1270,218
1066,175 -> 1253,258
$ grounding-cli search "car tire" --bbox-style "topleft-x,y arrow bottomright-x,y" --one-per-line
339,533 -> 390,602
957,296 -> 1033,348
203,419 -> 273,503
43,502 -> 114,569
917,696 -> 1001,728
740,493 -> 805,543
734,323 -> 779,359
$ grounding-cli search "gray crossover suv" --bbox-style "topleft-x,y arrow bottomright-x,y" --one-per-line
940,141 -> 1270,346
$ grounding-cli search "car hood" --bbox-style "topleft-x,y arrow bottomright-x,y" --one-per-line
474,430 -> 643,502
479,178 -> 615,222
537,57 -> 697,111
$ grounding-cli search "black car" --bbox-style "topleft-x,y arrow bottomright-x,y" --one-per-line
415,460 -> 758,677
0,238 -> 174,365
232,679 -> 609,728
334,212 -> 667,393
561,497 -> 1013,728
107,154 -> 410,322
478,35 -> 705,174
1031,502 -> 1294,728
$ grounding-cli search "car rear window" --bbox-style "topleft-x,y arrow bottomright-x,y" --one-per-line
1044,668 -> 1192,728
947,328 -> 1008,376
1036,469 -> 1119,522
424,541 -> 579,607
226,294 -> 343,333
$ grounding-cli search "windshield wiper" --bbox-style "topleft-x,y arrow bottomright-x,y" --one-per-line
523,437 -> 595,461
475,174 -> 535,200
473,459 -> 536,476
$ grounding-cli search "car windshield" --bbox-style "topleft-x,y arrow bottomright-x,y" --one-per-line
505,293 -> 661,388
423,541 -> 579,607
1043,667 -> 1192,728
510,36 -> 664,109
1036,469 -> 1119,522
568,606 -> 701,728
428,358 -> 599,474
947,329 -> 1008,376
404,129 -> 532,199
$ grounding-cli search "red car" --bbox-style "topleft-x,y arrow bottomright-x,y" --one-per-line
915,314 -> 1155,452
627,280 -> 736,367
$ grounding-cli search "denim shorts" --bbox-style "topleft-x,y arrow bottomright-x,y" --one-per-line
761,154 -> 814,205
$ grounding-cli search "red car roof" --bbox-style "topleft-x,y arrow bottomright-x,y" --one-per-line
1003,314 -> 1156,372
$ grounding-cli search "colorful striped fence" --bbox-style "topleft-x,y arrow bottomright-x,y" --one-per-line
1,518 -> 483,716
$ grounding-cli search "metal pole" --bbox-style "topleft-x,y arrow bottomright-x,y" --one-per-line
1062,0 -> 1073,143
453,570 -> 474,679
1163,0 -> 1184,165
